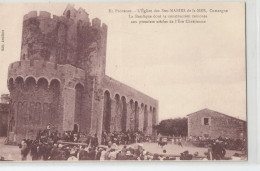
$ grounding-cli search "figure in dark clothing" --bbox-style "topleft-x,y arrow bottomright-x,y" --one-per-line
212,141 -> 226,160
30,142 -> 38,160
88,147 -> 96,160
180,151 -> 193,160
50,145 -> 59,160
78,146 -> 86,160
92,134 -> 99,147
95,149 -> 102,160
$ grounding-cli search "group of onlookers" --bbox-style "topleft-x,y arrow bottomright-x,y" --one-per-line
18,128 -> 190,161
188,136 -> 247,151
19,138 -> 192,161
15,127 -> 247,161
18,135 -> 176,161
101,131 -> 152,145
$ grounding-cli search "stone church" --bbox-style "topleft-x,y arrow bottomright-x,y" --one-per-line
7,5 -> 158,142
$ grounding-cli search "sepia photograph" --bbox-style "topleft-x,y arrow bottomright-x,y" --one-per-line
0,2 -> 246,162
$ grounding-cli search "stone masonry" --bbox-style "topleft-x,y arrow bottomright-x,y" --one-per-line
0,103 -> 9,137
7,5 -> 158,143
187,108 -> 246,140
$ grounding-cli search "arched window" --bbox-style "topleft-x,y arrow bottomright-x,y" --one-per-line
103,91 -> 111,133
152,107 -> 157,135
25,77 -> 37,90
75,83 -> 84,125
134,101 -> 139,131
144,105 -> 148,134
121,96 -> 127,132
37,78 -> 48,89
15,76 -> 24,88
8,78 -> 14,91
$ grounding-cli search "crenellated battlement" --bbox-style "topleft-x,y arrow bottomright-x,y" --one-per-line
8,60 -> 85,88
23,11 -> 37,20
23,8 -> 107,31
21,5 -> 108,80
39,11 -> 51,18
92,18 -> 101,28
76,17 -> 107,32
101,23 -> 108,31
23,11 -> 52,21
23,10 -> 72,24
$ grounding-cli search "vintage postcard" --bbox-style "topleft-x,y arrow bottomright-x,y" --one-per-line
0,2 -> 246,161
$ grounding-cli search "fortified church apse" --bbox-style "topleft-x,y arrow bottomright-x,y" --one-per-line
7,5 -> 158,142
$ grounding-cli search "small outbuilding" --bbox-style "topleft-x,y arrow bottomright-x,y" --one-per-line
187,108 -> 246,140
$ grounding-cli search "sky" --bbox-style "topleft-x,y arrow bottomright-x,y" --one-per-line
0,2 -> 246,121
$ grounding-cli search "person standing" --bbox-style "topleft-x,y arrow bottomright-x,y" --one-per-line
20,140 -> 29,161
92,134 -> 99,147
78,146 -> 85,160
47,123 -> 51,137
212,140 -> 226,160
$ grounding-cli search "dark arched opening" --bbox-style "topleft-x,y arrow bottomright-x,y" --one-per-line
37,77 -> 48,89
74,124 -> 79,133
141,103 -> 144,131
152,107 -> 157,135
129,99 -> 134,131
121,96 -> 127,132
103,91 -> 111,133
15,76 -> 24,89
144,105 -> 148,134
114,94 -> 120,131
49,79 -> 61,126
75,83 -> 84,128
134,101 -> 139,131
49,79 -> 60,95
8,116 -> 15,133
9,101 -> 17,134
25,77 -> 37,90
149,106 -> 153,134
8,78 -> 14,91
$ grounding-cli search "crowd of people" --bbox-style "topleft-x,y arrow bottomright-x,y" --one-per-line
101,131 -> 152,145
13,124 -> 246,161
188,136 -> 247,151
35,125 -> 151,146
17,133 -> 231,161
19,139 -> 230,161
18,129 -> 177,161
19,138 -> 181,161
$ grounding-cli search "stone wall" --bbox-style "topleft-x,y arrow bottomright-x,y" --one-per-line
187,109 -> 246,139
0,104 -> 8,137
99,76 -> 159,136
21,9 -> 107,79
7,60 -> 86,141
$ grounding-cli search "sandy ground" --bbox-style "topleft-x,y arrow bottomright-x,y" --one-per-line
0,137 -> 244,161
0,137 -> 21,161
